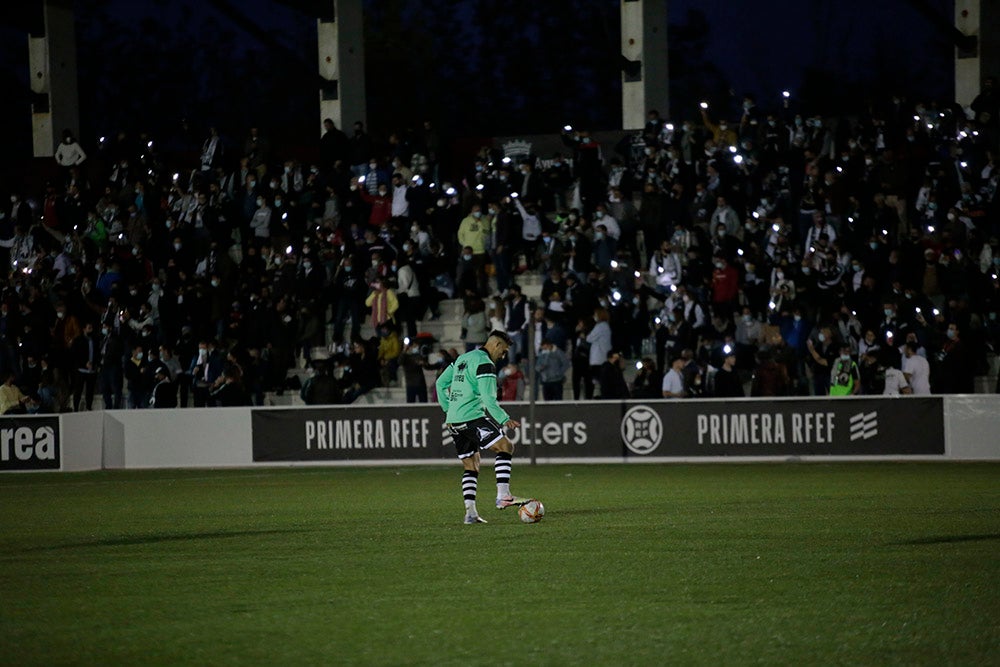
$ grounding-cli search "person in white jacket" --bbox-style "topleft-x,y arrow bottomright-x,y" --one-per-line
55,130 -> 87,168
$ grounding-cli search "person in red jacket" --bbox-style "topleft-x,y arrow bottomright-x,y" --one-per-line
711,255 -> 739,319
357,178 -> 393,228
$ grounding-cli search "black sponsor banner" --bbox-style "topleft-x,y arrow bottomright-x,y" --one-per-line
620,397 -> 945,457
251,402 -> 624,462
0,416 -> 61,471
252,397 -> 945,462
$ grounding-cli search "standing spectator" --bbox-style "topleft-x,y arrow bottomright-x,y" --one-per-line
365,278 -> 398,330
394,257 -> 420,339
55,129 -> 87,179
124,345 -> 149,409
598,350 -> 630,399
98,322 -> 124,409
661,357 -> 687,398
149,365 -> 177,408
713,347 -> 744,397
535,338 -> 570,401
586,307 -> 612,390
401,342 -> 428,403
503,284 -> 531,361
461,297 -> 489,352
70,321 -> 99,411
828,344 -> 861,396
902,341 -> 931,395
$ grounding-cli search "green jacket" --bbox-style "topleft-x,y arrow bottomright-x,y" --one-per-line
436,348 -> 510,424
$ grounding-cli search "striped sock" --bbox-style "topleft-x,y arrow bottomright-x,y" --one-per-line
462,470 -> 479,515
495,452 -> 512,498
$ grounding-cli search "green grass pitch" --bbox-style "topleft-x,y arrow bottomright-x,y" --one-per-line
1,463 -> 998,665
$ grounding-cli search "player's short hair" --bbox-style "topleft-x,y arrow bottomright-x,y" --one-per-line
486,330 -> 513,346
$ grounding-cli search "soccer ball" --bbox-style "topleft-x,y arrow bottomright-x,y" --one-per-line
518,499 -> 545,523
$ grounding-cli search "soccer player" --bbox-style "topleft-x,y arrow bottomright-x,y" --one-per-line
436,330 -> 528,524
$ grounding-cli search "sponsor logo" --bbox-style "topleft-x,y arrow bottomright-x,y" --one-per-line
303,418 -> 431,450
696,411 -> 835,446
1,422 -> 59,470
849,411 -> 878,441
502,139 -> 532,160
621,405 -> 662,455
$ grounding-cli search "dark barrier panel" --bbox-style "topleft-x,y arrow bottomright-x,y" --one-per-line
622,397 -> 945,457
251,402 -> 625,462
252,398 -> 945,462
0,416 -> 61,471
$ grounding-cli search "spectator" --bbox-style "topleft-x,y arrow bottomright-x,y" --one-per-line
586,307 -> 612,390
149,365 -> 177,408
301,360 -> 342,405
124,345 -> 150,409
0,372 -> 30,414
598,350 -> 630,399
535,338 -> 570,401
713,347 -> 744,397
365,278 -> 398,330
400,341 -> 428,403
661,357 -> 686,398
461,296 -> 489,352
829,344 -> 861,396
902,340 -> 932,395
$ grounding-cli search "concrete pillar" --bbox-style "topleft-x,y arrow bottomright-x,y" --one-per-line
29,0 -> 80,158
318,0 -> 366,136
955,0 -> 999,107
621,0 -> 670,130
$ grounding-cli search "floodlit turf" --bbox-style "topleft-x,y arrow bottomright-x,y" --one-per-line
1,463 -> 998,666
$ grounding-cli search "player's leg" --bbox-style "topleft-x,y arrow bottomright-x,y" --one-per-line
461,452 -> 486,524
488,437 -> 528,509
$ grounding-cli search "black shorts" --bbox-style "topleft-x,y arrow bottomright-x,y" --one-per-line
447,416 -> 506,459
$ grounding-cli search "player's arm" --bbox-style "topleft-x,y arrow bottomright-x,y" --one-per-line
476,363 -> 512,425
435,363 -> 455,413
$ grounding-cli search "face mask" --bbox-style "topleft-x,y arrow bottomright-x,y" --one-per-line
256,198 -> 264,207
884,308 -> 893,317
869,242 -> 878,250
437,199 -> 446,208
102,328 -> 109,335
595,211 -> 604,219
801,267 -> 811,275
793,315 -> 802,322
840,354 -> 851,361
593,232 -> 604,241
473,211 -> 482,218
946,329 -> 956,340
211,279 -> 220,288
852,264 -> 860,271
818,333 -> 826,343
462,254 -> 472,261
369,163 -> 377,170
249,181 -> 257,188
717,229 -> 725,237
378,190 -> 387,196
136,353 -> 144,360
743,314 -> 752,323
56,311 -> 65,319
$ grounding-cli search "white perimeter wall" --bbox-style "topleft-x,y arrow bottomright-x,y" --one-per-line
49,396 -> 1000,471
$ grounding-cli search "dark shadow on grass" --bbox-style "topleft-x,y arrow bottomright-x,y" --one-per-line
24,528 -> 310,551
889,533 -> 1000,546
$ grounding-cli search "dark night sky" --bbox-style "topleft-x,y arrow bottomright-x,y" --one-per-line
0,0 -> 956,163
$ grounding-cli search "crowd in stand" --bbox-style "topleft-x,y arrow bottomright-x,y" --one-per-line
1,77 -> 999,413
